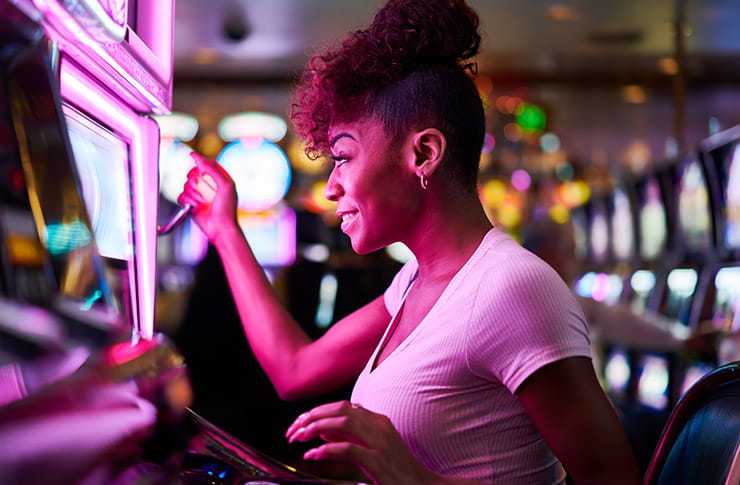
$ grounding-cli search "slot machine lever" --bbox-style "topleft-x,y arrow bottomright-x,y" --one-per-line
157,204 -> 193,236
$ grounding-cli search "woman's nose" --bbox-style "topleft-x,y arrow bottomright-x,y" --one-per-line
324,170 -> 343,202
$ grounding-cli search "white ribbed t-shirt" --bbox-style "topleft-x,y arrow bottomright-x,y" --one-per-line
351,228 -> 591,484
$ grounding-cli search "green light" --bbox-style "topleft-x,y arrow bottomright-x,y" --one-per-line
515,103 -> 547,134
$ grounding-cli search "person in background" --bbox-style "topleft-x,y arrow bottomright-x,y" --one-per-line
178,0 -> 643,483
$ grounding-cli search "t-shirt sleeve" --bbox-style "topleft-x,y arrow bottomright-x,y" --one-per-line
383,258 -> 419,316
466,254 -> 592,393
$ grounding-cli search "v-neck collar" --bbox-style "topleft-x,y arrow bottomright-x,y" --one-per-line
368,228 -> 498,373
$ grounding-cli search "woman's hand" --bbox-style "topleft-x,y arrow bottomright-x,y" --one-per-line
177,152 -> 238,244
285,400 -> 441,485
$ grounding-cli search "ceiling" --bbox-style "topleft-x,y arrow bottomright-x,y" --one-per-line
170,0 -> 740,171
172,0 -> 740,84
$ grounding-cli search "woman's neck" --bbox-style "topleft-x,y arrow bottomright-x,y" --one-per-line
405,194 -> 493,282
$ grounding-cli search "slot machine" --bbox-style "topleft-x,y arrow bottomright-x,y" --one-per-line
698,125 -> 740,369
0,2 -> 361,483
573,189 -> 648,403
597,183 -> 641,405
623,154 -> 715,418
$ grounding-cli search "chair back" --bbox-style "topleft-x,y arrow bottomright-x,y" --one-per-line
644,361 -> 740,485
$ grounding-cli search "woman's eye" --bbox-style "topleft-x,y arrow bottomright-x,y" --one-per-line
331,155 -> 349,166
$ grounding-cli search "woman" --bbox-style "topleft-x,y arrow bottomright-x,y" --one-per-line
178,0 -> 643,483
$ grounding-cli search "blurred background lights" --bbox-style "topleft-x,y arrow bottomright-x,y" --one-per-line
511,169 -> 531,192
515,102 -> 547,133
303,243 -> 330,263
152,113 -> 199,141
555,161 -> 574,180
287,137 -> 326,175
631,269 -> 657,294
481,179 -> 506,208
217,138 -> 292,212
159,140 -> 196,203
657,57 -> 679,76
497,203 -> 522,228
667,268 -> 699,297
503,122 -> 522,142
592,272 -> 611,302
621,85 -> 647,104
544,4 -> 580,21
576,272 -> 597,298
481,132 -> 496,153
306,180 -> 336,214
549,204 -> 570,224
605,350 -> 631,393
539,132 -> 561,153
218,112 -> 288,143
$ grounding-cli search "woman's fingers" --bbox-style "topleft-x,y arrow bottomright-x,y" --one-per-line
190,151 -> 232,189
286,401 -> 357,439
287,415 -> 368,445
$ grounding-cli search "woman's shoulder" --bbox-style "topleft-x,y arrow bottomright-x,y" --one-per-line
478,228 -> 555,274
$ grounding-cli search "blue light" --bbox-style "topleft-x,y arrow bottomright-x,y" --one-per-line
217,138 -> 292,212
44,221 -> 93,254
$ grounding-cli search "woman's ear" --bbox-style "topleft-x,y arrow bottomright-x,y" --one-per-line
412,128 -> 446,178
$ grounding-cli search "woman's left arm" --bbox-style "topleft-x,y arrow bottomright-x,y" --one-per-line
516,356 -> 643,485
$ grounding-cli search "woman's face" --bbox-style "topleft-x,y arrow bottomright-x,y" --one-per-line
324,117 -> 422,254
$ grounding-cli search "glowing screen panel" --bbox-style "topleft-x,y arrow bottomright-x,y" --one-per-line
664,267 -> 698,325
712,265 -> 740,333
65,107 -> 133,262
724,144 -> 740,250
589,202 -> 609,264
604,348 -> 631,397
630,269 -> 657,314
636,354 -> 670,411
677,160 -> 712,252
639,177 -> 667,262
611,188 -> 635,261
571,209 -> 588,261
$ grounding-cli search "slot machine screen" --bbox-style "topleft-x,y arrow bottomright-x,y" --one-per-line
610,187 -> 635,262
589,199 -> 609,265
64,105 -> 133,322
638,176 -> 668,262
604,348 -> 631,399
677,159 -> 712,253
711,265 -> 740,333
663,267 -> 698,326
700,126 -> 740,258
65,107 -> 133,261
629,269 -> 657,314
571,208 -> 589,261
725,145 -> 740,251
636,353 -> 670,410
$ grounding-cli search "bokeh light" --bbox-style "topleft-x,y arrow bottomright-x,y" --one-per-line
217,138 -> 292,212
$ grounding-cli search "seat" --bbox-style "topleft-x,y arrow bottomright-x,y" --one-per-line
644,361 -> 740,485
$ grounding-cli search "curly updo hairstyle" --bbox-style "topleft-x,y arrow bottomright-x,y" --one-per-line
290,0 -> 485,192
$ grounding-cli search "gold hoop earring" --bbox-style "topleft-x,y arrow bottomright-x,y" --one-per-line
420,172 -> 428,190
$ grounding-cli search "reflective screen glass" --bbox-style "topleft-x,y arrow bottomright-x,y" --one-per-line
639,178 -> 667,261
678,160 -> 712,251
725,144 -> 740,250
611,188 -> 634,261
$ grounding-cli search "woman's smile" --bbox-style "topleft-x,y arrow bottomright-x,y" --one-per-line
337,209 -> 359,232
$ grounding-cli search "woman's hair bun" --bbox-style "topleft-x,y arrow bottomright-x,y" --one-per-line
368,0 -> 481,65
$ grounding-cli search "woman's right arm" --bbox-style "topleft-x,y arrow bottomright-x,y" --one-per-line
178,153 -> 390,401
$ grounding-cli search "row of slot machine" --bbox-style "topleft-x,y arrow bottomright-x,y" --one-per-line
0,1 -> 359,484
568,125 -> 740,466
